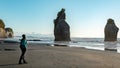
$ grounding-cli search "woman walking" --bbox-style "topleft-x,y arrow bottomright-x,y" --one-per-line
19,34 -> 27,64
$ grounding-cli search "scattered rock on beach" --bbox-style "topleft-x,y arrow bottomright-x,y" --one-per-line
4,49 -> 16,51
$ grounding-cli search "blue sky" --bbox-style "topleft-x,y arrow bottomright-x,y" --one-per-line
0,0 -> 120,37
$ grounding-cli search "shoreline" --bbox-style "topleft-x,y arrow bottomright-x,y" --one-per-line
0,42 -> 119,52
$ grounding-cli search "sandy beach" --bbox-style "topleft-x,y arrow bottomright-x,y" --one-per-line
0,43 -> 120,68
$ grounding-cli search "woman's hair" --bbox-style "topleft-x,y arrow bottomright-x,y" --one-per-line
22,34 -> 26,39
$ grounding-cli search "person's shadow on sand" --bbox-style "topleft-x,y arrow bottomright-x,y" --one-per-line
0,63 -> 19,66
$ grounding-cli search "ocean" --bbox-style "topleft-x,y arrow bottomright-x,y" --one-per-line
2,36 -> 120,53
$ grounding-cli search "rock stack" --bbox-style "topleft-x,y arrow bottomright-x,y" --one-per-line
54,8 -> 71,41
104,18 -> 119,41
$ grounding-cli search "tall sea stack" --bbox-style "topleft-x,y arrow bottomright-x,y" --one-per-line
104,18 -> 119,41
54,8 -> 71,41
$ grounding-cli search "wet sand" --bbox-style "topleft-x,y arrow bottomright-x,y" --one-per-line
0,43 -> 120,68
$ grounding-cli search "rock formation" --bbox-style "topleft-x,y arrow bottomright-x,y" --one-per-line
5,28 -> 14,38
0,19 -> 14,38
0,19 -> 6,38
54,8 -> 71,41
104,18 -> 119,41
0,19 -> 5,29
0,28 -> 6,38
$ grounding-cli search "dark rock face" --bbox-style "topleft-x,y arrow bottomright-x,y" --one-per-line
54,8 -> 71,41
104,18 -> 119,41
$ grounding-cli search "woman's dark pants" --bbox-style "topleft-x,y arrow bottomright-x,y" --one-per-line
19,46 -> 27,64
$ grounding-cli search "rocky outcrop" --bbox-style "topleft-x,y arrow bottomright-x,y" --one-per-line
0,19 -> 5,29
5,28 -> 14,38
104,18 -> 119,41
0,28 -> 6,38
54,8 -> 71,41
0,19 -> 14,38
0,19 -> 6,38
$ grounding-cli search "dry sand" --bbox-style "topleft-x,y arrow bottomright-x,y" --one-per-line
0,43 -> 120,68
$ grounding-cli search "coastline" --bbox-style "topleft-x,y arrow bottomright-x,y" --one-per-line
0,43 -> 120,68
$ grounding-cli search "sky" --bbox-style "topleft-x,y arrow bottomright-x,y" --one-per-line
0,0 -> 120,38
